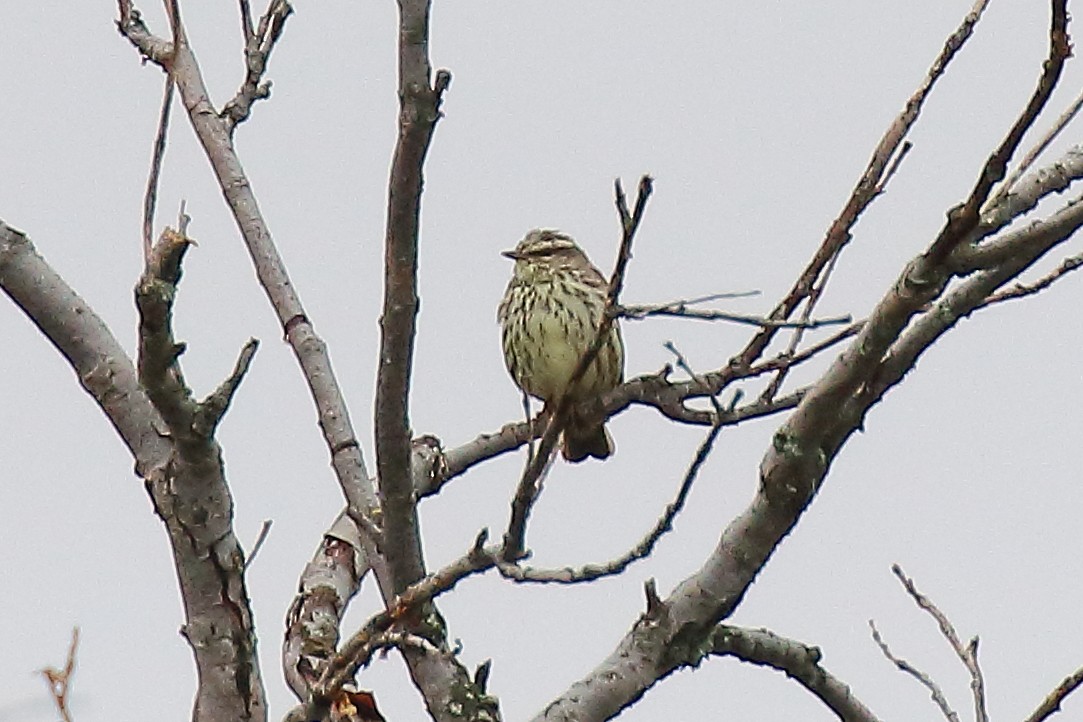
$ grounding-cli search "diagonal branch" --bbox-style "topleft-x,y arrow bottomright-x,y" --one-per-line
534,6 -> 1076,719
3,218 -> 268,722
925,0 -> 1070,264
892,565 -> 988,722
1025,665 -> 1083,722
116,0 -> 380,543
141,76 -> 174,262
988,86 -> 1083,210
869,620 -> 960,722
40,627 -> 80,722
729,0 -> 993,378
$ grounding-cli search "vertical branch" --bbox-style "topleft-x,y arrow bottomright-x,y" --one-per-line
374,0 -> 451,594
368,8 -> 493,721
40,628 -> 79,722
142,76 -> 174,263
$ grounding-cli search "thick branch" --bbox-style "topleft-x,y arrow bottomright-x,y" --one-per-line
375,0 -> 451,595
2,221 -> 267,721
284,512 -> 372,703
0,221 -> 170,471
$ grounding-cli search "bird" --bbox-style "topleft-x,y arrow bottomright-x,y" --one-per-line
498,228 -> 625,462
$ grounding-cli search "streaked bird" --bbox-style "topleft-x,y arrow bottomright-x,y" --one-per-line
498,229 -> 624,462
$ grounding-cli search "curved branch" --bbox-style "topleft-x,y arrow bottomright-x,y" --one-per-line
712,625 -> 881,722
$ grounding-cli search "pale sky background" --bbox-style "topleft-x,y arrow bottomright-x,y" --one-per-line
2,2 -> 1082,721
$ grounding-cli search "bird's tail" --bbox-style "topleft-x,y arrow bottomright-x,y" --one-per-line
561,410 -> 614,462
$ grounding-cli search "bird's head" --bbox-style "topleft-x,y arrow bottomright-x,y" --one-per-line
502,229 -> 587,280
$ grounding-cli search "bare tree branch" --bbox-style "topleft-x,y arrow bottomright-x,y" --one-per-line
243,518 -> 274,572
436,381 -> 808,493
116,0 -> 381,546
497,393 -> 727,584
979,250 -> 1083,306
374,0 -> 451,595
619,301 -> 850,329
891,565 -> 988,722
925,0 -> 1070,265
40,628 -> 79,722
712,625 -> 882,722
989,86 -> 1083,210
727,0 -> 993,380
142,76 -> 174,262
221,0 -> 293,131
2,217 -> 268,721
533,5 -> 1077,719
284,513 -> 372,703
1025,665 -> 1083,722
957,145 -> 1083,268
313,531 -> 497,705
869,620 -> 960,722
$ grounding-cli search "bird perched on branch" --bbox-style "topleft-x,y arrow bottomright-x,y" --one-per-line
498,229 -> 624,462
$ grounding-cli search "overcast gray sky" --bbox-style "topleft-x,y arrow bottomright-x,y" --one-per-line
3,1 -> 1082,720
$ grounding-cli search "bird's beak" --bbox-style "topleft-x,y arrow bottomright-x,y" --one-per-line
501,249 -> 522,260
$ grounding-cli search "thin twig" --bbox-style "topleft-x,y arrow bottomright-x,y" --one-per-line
663,341 -> 728,417
989,86 -> 1083,209
619,302 -> 850,329
520,391 -> 535,468
243,519 -> 273,571
892,564 -> 988,722
142,76 -> 174,264
729,0 -> 993,378
497,390 -> 732,584
238,0 -> 254,44
221,0 -> 294,130
926,0 -> 1070,263
874,141 -> 913,195
759,247 -> 845,403
869,619 -> 960,722
745,320 -> 865,379
40,627 -> 80,722
194,337 -> 259,437
978,251 -> 1083,307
